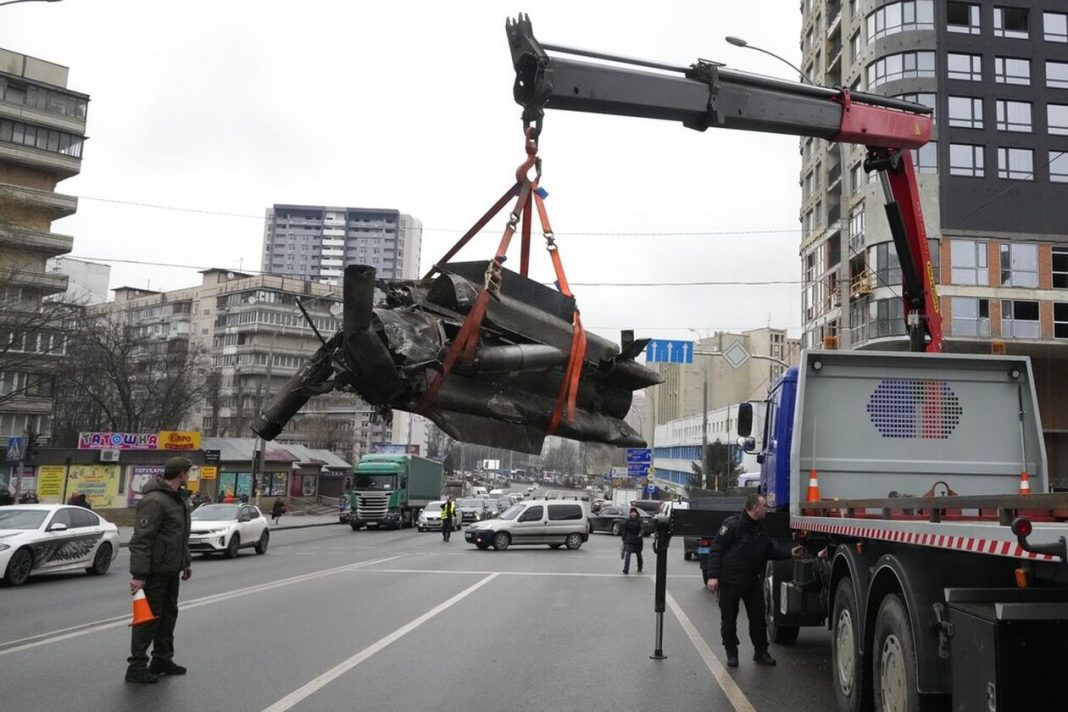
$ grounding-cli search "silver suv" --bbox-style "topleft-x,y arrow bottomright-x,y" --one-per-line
464,499 -> 589,551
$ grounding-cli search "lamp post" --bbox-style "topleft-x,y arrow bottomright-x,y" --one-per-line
725,35 -> 813,84
687,329 -> 709,491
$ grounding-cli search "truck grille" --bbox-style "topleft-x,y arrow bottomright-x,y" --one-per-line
357,493 -> 389,519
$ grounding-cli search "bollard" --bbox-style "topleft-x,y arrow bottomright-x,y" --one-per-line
650,513 -> 671,660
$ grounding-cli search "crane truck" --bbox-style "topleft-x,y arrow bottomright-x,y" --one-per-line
504,14 -> 1068,712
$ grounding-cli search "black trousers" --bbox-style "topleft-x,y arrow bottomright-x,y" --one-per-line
128,574 -> 181,669
623,543 -> 643,572
718,581 -> 767,650
442,517 -> 453,541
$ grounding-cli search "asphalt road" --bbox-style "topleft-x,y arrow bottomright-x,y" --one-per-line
0,493 -> 837,712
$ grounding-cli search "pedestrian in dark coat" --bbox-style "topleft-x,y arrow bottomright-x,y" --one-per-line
125,456 -> 193,684
704,493 -> 803,668
0,485 -> 12,506
271,498 -> 285,525
620,507 -> 645,574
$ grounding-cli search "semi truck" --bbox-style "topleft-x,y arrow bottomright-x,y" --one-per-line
350,454 -> 444,530
502,16 -> 1068,710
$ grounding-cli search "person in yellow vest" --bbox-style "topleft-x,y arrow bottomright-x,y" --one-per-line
441,496 -> 457,542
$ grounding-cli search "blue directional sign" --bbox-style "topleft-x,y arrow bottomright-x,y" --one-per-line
644,339 -> 694,364
627,463 -> 650,476
5,436 -> 23,462
625,448 -> 652,464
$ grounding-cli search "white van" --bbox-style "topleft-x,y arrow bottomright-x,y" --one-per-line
471,486 -> 489,497
463,499 -> 589,551
488,488 -> 504,497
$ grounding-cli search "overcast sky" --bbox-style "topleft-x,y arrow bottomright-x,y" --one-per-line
4,0 -> 805,344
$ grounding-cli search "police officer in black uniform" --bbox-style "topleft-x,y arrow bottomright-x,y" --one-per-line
704,493 -> 803,668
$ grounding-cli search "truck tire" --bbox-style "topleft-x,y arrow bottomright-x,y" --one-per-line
832,578 -> 871,712
764,564 -> 800,644
872,594 -> 919,712
350,521 -> 361,531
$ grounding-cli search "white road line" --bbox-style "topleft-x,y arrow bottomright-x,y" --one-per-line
0,556 -> 399,657
262,573 -> 500,712
666,591 -> 757,712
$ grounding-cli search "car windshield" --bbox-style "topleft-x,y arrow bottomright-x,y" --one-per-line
0,510 -> 48,530
498,504 -> 523,520
191,505 -> 241,521
424,502 -> 443,513
459,499 -> 483,508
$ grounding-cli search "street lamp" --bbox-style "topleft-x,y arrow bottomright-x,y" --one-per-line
687,328 -> 709,491
725,35 -> 813,84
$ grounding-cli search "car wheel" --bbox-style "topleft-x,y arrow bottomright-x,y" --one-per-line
492,532 -> 511,551
255,530 -> 270,555
224,533 -> 240,559
873,595 -> 918,712
3,548 -> 32,586
476,541 -> 490,550
565,533 -> 583,550
612,522 -> 622,536
87,542 -> 113,575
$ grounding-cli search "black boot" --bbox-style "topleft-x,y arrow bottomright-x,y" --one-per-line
149,658 -> 187,675
125,668 -> 159,684
753,648 -> 777,666
725,646 -> 739,668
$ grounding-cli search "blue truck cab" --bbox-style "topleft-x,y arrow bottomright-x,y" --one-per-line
740,366 -> 798,513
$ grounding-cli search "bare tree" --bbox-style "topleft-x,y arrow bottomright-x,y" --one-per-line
50,310 -> 211,445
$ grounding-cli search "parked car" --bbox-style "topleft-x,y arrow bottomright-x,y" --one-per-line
0,504 -> 119,586
464,499 -> 589,550
629,499 -> 663,516
188,504 -> 270,558
482,499 -> 501,518
588,505 -> 655,536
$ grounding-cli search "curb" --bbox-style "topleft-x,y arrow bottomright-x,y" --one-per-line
117,520 -> 343,548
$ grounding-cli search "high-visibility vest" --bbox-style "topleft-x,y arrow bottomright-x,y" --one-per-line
442,502 -> 455,518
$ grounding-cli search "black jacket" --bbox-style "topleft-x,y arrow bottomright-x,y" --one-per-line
620,516 -> 644,551
704,510 -> 791,586
129,479 -> 192,578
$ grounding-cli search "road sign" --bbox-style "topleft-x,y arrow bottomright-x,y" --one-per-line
625,448 -> 652,464
627,463 -> 650,476
5,437 -> 23,462
722,341 -> 752,370
644,339 -> 694,364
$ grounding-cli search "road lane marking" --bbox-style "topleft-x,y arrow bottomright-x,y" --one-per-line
666,591 -> 758,712
0,556 -> 399,657
262,573 -> 500,712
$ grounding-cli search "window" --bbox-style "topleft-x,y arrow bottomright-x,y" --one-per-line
952,297 -> 991,337
950,143 -> 985,177
1053,247 -> 1068,288
870,298 -> 906,337
951,239 -> 989,285
851,32 -> 861,60
849,206 -> 865,253
548,504 -> 583,521
911,142 -> 938,173
1056,303 -> 1068,338
1000,243 -> 1038,287
896,92 -> 936,122
993,7 -> 1030,39
866,1 -> 934,41
1050,105 -> 1068,135
866,51 -> 936,88
518,506 -> 543,522
948,97 -> 983,128
947,53 -> 982,81
947,2 -> 981,34
997,147 -> 1033,180
1002,300 -> 1040,338
851,163 -> 866,191
995,100 -> 1031,132
1046,12 -> 1068,43
0,119 -> 83,158
1051,151 -> 1068,182
1048,62 -> 1068,89
871,242 -> 902,286
994,57 -> 1030,85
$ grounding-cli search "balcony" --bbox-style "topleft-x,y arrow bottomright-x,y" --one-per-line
6,268 -> 67,295
0,183 -> 77,220
0,140 -> 81,179
0,224 -> 73,257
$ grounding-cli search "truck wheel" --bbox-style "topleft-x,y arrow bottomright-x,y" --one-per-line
873,595 -> 919,712
492,532 -> 511,551
350,522 -> 361,532
764,563 -> 800,645
832,579 -> 871,712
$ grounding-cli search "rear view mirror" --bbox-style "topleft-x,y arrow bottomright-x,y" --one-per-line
738,436 -> 756,453
737,402 -> 753,437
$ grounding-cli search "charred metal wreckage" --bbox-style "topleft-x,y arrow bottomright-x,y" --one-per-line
251,262 -> 662,454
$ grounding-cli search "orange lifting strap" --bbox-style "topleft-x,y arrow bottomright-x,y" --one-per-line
417,128 -> 588,435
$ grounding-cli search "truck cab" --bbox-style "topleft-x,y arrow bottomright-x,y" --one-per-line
738,367 -> 798,512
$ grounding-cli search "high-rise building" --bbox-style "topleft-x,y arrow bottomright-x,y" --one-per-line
800,0 -> 1068,483
0,48 -> 88,448
261,205 -> 423,283
46,256 -> 110,305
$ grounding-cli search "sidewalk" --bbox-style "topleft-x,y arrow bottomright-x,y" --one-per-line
116,513 -> 343,547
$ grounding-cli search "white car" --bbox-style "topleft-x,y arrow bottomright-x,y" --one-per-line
189,504 -> 270,558
0,504 -> 120,587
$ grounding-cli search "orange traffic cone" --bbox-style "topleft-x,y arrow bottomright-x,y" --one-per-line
129,589 -> 158,627
1019,470 -> 1031,496
806,469 -> 821,503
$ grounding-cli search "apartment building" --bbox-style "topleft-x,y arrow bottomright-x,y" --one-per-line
0,48 -> 88,447
800,0 -> 1068,482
